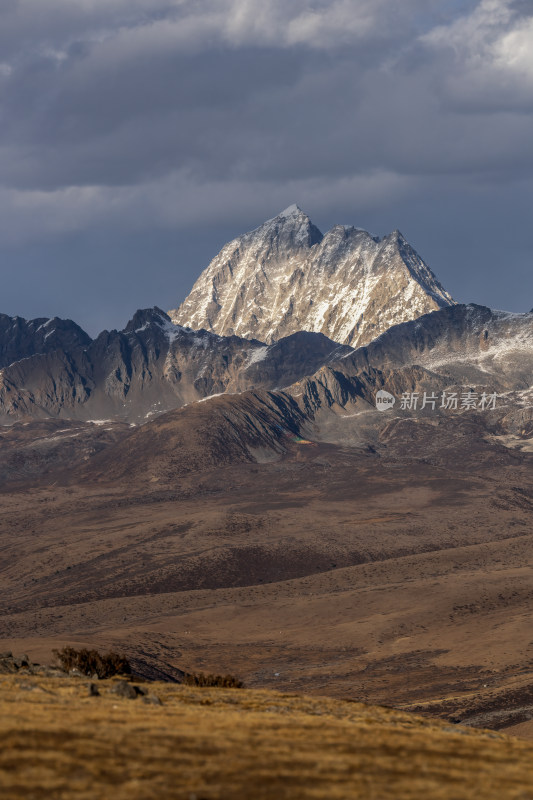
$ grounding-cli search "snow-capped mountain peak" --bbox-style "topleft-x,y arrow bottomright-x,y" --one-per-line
169,207 -> 455,348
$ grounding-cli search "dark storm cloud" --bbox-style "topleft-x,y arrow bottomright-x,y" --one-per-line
2,1 -> 532,190
0,0 -> 531,330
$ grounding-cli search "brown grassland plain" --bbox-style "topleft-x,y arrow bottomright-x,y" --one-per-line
1,673 -> 533,800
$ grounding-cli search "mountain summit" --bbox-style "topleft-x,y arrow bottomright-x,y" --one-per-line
169,207 -> 455,348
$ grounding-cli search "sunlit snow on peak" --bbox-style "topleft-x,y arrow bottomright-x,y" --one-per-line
278,204 -> 302,218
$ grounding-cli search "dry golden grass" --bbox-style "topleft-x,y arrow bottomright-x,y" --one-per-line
1,675 -> 533,799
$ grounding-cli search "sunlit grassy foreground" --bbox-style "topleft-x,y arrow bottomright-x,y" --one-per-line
1,675 -> 532,799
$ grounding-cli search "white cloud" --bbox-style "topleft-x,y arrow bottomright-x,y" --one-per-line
421,0 -> 533,110
0,0 -> 429,62
218,0 -> 392,48
493,16 -> 533,78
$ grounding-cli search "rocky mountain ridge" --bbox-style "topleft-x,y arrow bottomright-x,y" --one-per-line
0,313 -> 91,369
280,303 -> 533,446
0,307 -> 352,424
0,302 -> 531,431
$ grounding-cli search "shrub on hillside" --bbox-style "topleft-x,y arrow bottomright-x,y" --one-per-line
183,671 -> 244,688
53,647 -> 131,678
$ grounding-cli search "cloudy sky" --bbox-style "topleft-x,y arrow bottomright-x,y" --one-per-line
0,0 -> 532,335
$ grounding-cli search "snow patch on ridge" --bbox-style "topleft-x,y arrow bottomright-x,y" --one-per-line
247,345 -> 270,365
